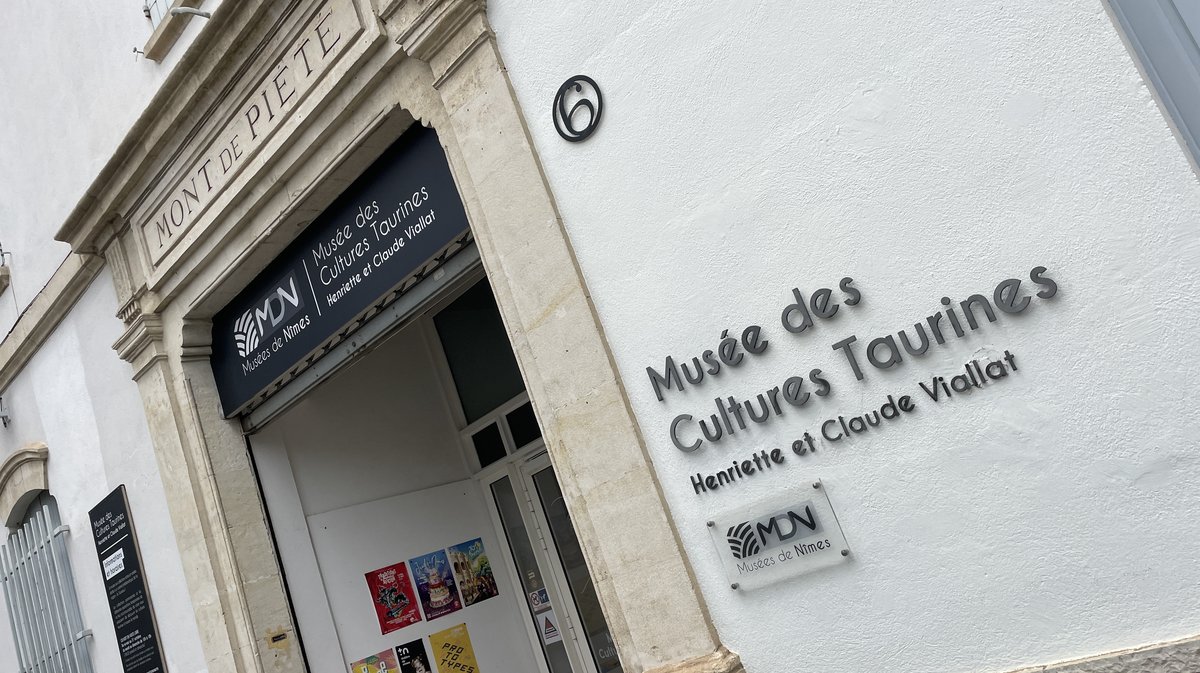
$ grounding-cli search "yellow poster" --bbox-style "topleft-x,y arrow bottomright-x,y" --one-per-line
428,623 -> 479,673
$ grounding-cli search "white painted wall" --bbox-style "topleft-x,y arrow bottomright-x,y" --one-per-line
0,1 -> 218,335
0,270 -> 207,673
0,4 -> 228,671
490,2 -> 1200,672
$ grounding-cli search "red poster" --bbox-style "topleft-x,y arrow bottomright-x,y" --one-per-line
364,562 -> 421,634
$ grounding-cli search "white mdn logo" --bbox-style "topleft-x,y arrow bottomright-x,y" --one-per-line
233,276 -> 302,358
233,310 -> 261,358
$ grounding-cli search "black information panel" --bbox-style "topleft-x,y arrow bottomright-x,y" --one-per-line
89,486 -> 167,673
211,125 -> 472,414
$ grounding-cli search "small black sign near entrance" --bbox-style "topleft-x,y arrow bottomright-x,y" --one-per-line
210,124 -> 472,415
88,485 -> 167,673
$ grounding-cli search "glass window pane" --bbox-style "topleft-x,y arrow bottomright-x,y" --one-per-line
532,468 -> 624,673
506,402 -> 542,449
434,280 -> 526,423
471,423 -> 507,468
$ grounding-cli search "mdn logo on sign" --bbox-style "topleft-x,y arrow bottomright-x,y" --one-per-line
233,271 -> 306,359
726,502 -> 824,560
707,483 -> 850,589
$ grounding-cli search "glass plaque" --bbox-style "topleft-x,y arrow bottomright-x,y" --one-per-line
706,480 -> 851,590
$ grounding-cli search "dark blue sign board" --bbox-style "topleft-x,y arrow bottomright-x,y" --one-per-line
89,485 -> 166,673
211,125 -> 471,415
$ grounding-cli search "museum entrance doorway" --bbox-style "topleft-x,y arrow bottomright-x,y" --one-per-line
247,272 -> 622,673
484,449 -> 623,673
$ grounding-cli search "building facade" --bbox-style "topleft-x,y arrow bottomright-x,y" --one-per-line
2,2 -> 1200,673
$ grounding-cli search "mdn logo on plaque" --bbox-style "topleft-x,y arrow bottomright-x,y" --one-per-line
707,480 -> 850,590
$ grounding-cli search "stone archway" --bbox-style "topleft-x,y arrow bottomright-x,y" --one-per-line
0,443 -> 49,529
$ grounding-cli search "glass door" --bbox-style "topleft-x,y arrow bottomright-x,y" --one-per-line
523,455 -> 624,673
485,452 -> 624,673
490,474 -> 580,673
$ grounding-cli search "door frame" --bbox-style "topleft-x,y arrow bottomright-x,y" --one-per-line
419,275 -> 610,673
476,444 -> 602,673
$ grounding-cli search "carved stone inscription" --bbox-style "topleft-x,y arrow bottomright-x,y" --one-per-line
140,0 -> 360,266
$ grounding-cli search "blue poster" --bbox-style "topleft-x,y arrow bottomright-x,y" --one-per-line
408,550 -> 462,620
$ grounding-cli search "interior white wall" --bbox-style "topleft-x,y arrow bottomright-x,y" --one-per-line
0,269 -> 207,673
489,2 -> 1200,673
0,1 -> 218,335
252,427 -> 347,673
267,321 -> 469,517
309,480 -> 539,671
251,315 -> 504,670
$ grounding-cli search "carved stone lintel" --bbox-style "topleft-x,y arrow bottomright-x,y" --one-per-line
114,313 -> 167,380
0,442 -> 49,528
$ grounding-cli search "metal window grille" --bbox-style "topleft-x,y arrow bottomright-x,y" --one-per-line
144,0 -> 170,28
0,494 -> 94,673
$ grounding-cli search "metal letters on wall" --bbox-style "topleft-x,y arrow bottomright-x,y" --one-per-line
552,75 -> 603,142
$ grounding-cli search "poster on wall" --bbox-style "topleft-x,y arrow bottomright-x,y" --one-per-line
409,550 -> 463,620
447,538 -> 499,607
429,623 -> 480,673
395,638 -> 434,673
364,562 -> 422,634
349,648 -> 400,673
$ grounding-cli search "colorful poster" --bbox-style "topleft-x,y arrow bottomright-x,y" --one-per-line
349,648 -> 400,673
429,623 -> 480,673
447,538 -> 499,607
395,638 -> 434,673
408,550 -> 463,620
364,562 -> 422,634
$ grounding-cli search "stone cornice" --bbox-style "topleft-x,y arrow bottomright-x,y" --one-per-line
0,253 -> 105,393
0,443 -> 49,528
394,0 -> 487,64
